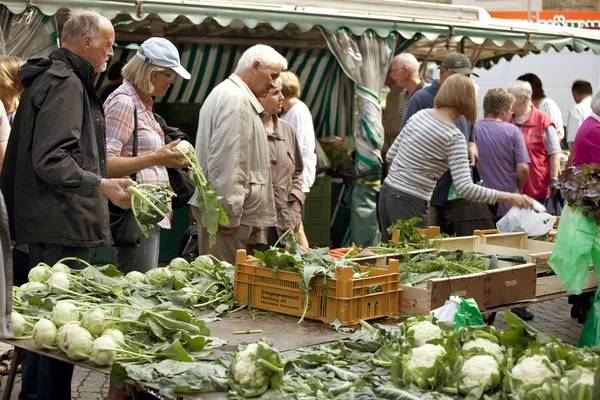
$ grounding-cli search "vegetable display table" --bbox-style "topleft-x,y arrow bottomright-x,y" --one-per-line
1,309 -> 347,400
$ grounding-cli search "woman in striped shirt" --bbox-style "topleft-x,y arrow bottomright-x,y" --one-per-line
380,74 -> 533,241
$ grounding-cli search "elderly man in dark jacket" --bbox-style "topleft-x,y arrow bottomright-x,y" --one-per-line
0,9 -> 133,400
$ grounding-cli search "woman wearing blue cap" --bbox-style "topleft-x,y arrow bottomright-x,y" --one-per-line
104,37 -> 191,275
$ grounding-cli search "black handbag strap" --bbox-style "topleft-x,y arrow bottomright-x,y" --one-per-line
113,94 -> 138,180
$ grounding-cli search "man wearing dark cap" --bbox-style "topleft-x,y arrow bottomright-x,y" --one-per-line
386,53 -> 482,233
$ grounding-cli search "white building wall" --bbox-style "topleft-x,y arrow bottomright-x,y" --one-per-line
470,49 -> 600,122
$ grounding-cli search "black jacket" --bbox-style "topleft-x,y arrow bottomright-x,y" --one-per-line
0,48 -> 111,247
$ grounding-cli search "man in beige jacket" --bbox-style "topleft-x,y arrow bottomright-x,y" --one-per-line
190,45 -> 288,263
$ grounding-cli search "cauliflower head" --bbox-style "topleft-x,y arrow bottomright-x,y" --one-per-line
405,344 -> 446,372
461,355 -> 499,389
462,338 -> 504,362
408,321 -> 442,346
233,343 -> 267,386
511,355 -> 559,386
576,371 -> 595,386
230,340 -> 285,398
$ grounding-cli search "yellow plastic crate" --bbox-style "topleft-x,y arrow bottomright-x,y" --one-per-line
233,250 -> 400,325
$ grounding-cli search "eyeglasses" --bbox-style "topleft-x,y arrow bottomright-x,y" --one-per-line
158,70 -> 176,80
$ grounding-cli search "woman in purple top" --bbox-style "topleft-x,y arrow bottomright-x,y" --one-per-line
475,88 -> 531,218
572,87 -> 600,167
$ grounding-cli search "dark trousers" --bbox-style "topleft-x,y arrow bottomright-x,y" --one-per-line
19,243 -> 91,400
378,184 -> 429,242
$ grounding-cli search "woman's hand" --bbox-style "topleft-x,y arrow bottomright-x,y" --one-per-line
154,140 -> 190,168
498,192 -> 534,210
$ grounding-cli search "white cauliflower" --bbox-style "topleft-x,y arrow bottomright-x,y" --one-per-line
462,338 -> 504,362
511,355 -> 559,386
575,370 -> 595,386
408,321 -> 442,346
405,344 -> 446,372
233,343 -> 267,386
230,340 -> 285,397
461,355 -> 499,389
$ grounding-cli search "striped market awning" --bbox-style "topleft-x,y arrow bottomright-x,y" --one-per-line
98,44 -> 354,139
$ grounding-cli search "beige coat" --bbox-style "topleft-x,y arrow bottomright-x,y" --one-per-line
192,74 -> 277,228
248,117 -> 305,245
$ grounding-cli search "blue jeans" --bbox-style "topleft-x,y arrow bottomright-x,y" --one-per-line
20,243 -> 91,400
114,227 -> 161,274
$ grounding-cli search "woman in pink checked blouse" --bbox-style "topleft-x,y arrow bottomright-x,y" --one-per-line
104,37 -> 190,274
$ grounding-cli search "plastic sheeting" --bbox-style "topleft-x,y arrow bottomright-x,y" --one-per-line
324,29 -> 395,247
0,6 -> 58,59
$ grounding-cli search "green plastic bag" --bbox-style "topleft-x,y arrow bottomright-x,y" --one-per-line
448,180 -> 483,201
578,286 -> 600,348
452,298 -> 484,331
549,205 -> 600,294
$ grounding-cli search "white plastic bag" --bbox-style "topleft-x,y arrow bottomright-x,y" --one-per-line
431,296 -> 461,322
496,201 -> 557,237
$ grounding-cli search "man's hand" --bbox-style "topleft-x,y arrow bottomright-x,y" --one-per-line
99,178 -> 135,209
468,142 -> 479,167
154,140 -> 190,169
549,178 -> 560,192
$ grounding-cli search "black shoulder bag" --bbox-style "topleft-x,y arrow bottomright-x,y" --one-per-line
154,112 -> 195,209
109,98 -> 141,248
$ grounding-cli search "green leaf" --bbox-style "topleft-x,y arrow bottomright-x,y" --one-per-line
372,344 -> 401,367
325,364 -> 360,381
155,339 -> 193,362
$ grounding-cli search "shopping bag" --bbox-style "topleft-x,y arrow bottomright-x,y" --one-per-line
431,296 -> 461,322
497,201 -> 556,237
452,297 -> 485,331
578,286 -> 600,348
549,205 -> 600,294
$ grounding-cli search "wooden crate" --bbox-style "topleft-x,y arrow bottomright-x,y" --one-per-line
391,226 -> 440,242
536,269 -> 599,297
480,232 -> 554,270
397,255 -> 536,315
233,250 -> 400,325
399,272 -> 488,316
484,263 -> 537,308
434,234 -> 553,270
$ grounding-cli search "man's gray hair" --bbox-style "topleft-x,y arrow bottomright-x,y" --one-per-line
61,9 -> 111,46
591,87 -> 600,116
393,53 -> 419,77
235,44 -> 288,73
508,80 -> 532,105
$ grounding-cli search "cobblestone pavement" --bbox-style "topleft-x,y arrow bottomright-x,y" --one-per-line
0,297 -> 586,399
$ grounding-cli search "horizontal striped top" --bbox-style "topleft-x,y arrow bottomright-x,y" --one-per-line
385,109 -> 498,205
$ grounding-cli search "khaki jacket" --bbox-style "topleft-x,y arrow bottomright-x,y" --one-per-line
192,74 -> 277,228
248,117 -> 305,245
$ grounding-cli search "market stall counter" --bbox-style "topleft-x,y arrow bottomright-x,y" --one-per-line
0,309 -> 347,400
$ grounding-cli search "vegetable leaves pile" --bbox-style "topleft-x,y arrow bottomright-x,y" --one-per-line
560,164 -> 600,224
399,250 -> 488,288
113,312 -> 600,399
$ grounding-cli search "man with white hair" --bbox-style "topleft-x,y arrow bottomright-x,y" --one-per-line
190,44 -> 287,263
388,53 -> 480,232
0,9 -> 133,399
389,52 -> 428,137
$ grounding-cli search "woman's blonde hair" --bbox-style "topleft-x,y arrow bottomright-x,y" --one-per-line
483,88 -> 515,118
434,74 -> 477,124
280,71 -> 301,98
0,56 -> 23,93
121,47 -> 171,95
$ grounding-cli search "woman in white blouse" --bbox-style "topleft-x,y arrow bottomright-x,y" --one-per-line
280,71 -> 317,247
